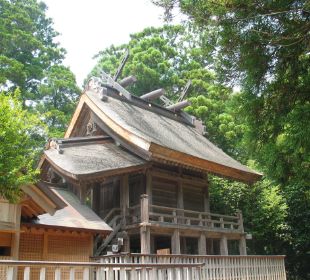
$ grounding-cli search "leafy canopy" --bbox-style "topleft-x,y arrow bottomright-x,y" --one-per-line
0,91 -> 45,202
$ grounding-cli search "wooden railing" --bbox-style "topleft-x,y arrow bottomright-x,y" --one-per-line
96,254 -> 287,280
0,260 -> 203,280
128,199 -> 243,232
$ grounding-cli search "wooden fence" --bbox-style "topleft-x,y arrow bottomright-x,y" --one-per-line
97,254 -> 287,280
0,260 -> 203,280
0,255 -> 286,280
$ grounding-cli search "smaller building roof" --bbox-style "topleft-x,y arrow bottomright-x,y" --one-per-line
35,187 -> 112,234
44,136 -> 146,180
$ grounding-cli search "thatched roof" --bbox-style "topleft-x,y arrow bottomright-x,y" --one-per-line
64,89 -> 261,183
35,187 -> 112,234
44,136 -> 145,180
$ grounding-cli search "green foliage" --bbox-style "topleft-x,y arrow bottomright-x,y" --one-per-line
152,1 -> 310,278
0,0 -> 80,200
90,25 -> 213,98
0,0 -> 64,102
90,25 -> 243,156
36,65 -> 80,138
209,175 -> 288,254
0,91 -> 45,202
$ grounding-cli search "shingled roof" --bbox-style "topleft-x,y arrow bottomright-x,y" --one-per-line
44,136 -> 146,180
33,187 -> 112,234
64,89 -> 261,183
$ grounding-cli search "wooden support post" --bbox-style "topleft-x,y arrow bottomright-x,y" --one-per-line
239,235 -> 247,255
171,229 -> 181,254
140,194 -> 150,254
11,204 -> 21,280
79,183 -> 88,205
120,174 -> 129,219
198,233 -> 207,255
91,183 -> 101,214
140,225 -> 150,254
123,235 -> 130,253
177,180 -> 184,224
145,170 -> 152,205
220,235 -> 228,256
203,177 -> 210,212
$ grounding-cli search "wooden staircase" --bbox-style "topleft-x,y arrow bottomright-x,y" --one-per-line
95,208 -> 124,256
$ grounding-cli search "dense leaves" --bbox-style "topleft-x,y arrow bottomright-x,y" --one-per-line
90,25 -> 242,155
0,0 -> 80,137
0,92 -> 45,202
152,1 -> 310,278
0,0 -> 80,200
36,65 -> 80,138
0,0 -> 64,102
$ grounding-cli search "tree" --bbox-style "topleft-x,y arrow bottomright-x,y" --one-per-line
90,25 -> 243,155
152,1 -> 310,278
0,0 -> 64,104
36,65 -> 80,137
0,0 -> 80,137
0,91 -> 45,202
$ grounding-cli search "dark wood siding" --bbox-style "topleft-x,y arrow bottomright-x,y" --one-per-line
152,176 -> 177,207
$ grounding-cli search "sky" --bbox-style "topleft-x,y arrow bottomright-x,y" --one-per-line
44,0 -> 167,86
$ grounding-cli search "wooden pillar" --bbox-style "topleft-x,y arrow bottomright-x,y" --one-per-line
120,175 -> 129,218
203,175 -> 210,212
220,235 -> 228,255
91,183 -> 101,214
79,183 -> 88,205
239,235 -> 247,255
171,230 -> 181,254
177,180 -> 184,209
140,194 -> 150,254
11,204 -> 21,280
11,204 -> 21,259
140,226 -> 150,254
123,235 -> 130,253
145,170 -> 152,205
198,233 -> 207,255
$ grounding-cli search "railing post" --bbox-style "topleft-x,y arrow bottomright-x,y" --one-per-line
198,233 -> 207,255
239,235 -> 247,255
171,229 -> 181,254
141,194 -> 149,223
140,194 -> 151,254
220,235 -> 228,255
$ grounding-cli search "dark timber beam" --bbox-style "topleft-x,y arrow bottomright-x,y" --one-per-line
119,76 -> 137,88
141,89 -> 165,101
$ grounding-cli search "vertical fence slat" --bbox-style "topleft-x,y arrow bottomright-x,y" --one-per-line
69,268 -> 75,280
83,267 -> 89,280
23,267 -> 30,280
40,267 -> 46,280
55,268 -> 61,280
6,267 -> 14,280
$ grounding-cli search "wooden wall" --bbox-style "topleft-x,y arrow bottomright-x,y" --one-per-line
18,231 -> 92,279
97,179 -> 120,219
129,174 -> 144,206
152,176 -> 178,208
183,184 -> 204,212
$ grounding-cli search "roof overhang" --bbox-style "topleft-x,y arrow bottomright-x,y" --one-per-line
64,91 -> 262,184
